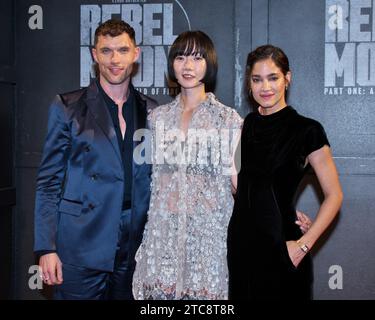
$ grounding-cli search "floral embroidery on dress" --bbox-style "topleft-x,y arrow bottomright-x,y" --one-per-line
132,93 -> 243,300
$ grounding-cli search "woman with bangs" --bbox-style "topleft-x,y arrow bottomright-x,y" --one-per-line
132,30 -> 243,300
132,33 -> 312,301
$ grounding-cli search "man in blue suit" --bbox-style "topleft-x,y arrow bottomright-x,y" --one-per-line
34,19 -> 157,299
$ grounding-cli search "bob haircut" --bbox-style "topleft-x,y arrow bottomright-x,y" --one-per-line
168,31 -> 218,92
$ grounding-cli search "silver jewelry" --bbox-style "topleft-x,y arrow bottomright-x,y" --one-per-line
297,240 -> 309,253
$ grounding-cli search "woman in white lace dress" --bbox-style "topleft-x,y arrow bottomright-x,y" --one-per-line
132,31 -> 243,300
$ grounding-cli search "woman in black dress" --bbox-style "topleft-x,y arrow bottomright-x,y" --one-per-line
227,45 -> 343,300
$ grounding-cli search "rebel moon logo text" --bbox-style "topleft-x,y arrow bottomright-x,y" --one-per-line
325,0 -> 375,96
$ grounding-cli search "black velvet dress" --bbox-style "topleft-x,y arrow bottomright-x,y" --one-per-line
227,106 -> 329,300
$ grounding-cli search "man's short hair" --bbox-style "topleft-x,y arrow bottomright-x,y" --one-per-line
94,19 -> 136,46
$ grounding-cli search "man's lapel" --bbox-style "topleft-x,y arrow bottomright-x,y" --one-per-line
84,81 -> 122,163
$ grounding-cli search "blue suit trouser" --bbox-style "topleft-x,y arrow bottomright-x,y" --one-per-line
54,209 -> 135,300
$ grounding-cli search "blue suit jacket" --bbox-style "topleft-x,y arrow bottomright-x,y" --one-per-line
34,81 -> 157,271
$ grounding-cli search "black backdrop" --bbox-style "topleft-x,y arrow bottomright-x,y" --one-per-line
2,0 -> 374,299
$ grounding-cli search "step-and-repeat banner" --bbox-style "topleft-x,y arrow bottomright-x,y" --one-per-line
15,0 -> 375,300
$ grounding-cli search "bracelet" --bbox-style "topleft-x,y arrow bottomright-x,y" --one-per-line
296,240 -> 309,253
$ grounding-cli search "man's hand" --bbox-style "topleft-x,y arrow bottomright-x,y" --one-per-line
39,253 -> 63,285
295,211 -> 312,234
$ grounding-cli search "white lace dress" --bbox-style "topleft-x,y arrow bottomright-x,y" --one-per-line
132,93 -> 243,300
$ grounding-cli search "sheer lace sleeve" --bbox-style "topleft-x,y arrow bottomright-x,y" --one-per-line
133,94 -> 243,300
